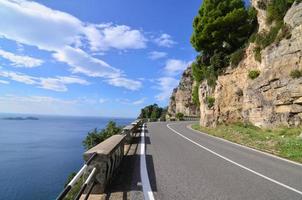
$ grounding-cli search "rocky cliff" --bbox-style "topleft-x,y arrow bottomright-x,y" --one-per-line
198,1 -> 302,128
167,66 -> 200,118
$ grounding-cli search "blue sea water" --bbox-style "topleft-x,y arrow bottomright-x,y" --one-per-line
0,114 -> 133,200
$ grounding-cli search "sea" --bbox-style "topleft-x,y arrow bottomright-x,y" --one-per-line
0,113 -> 134,200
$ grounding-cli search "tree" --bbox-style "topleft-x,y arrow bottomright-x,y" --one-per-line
176,112 -> 184,121
191,0 -> 256,55
190,0 -> 257,90
82,121 -> 122,150
138,104 -> 167,120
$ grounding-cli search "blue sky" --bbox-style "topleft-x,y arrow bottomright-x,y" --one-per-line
0,0 -> 203,117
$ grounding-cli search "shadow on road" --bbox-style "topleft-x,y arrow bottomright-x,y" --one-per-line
92,130 -> 157,200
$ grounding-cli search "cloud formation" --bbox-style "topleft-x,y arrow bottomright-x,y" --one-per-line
164,59 -> 191,76
155,59 -> 192,101
155,77 -> 179,101
154,34 -> 176,48
0,49 -> 43,68
0,70 -> 89,92
0,0 -> 143,90
148,51 -> 167,60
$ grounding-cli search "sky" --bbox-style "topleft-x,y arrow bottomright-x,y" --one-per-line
0,0 -> 204,117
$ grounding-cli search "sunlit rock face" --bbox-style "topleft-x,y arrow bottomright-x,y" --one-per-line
167,66 -> 200,119
198,1 -> 302,128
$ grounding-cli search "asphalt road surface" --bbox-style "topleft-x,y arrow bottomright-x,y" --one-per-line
144,122 -> 302,200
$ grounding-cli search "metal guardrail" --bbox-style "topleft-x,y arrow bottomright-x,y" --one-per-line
55,119 -> 142,200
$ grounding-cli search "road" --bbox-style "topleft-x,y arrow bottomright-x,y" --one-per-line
142,122 -> 302,200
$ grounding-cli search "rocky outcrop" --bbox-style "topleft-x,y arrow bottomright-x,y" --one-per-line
167,66 -> 200,118
198,1 -> 302,128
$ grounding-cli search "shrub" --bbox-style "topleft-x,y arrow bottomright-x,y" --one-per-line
266,0 -> 293,24
248,70 -> 261,80
253,46 -> 262,62
290,69 -> 302,78
176,112 -> 184,121
230,48 -> 245,67
257,0 -> 267,10
255,22 -> 283,50
276,23 -> 292,44
82,121 -> 122,150
206,96 -> 215,108
192,84 -> 200,106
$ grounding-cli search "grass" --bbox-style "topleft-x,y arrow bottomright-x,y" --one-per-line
192,123 -> 302,163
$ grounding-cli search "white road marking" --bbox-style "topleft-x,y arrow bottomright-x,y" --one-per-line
140,124 -> 155,200
167,123 -> 302,196
187,124 -> 302,167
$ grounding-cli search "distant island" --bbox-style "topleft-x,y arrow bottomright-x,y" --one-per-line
2,117 -> 39,120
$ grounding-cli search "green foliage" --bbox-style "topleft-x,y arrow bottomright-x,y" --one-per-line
82,121 -> 122,150
257,0 -> 267,10
192,83 -> 200,106
290,69 -> 302,78
190,0 -> 257,88
206,96 -> 215,108
255,21 -> 283,49
138,104 -> 166,121
176,112 -> 184,121
253,46 -> 262,62
276,23 -> 292,43
230,48 -> 245,67
248,70 -> 260,80
266,0 -> 295,24
191,0 -> 256,55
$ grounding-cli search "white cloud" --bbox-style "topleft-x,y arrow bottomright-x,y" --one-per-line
0,0 -> 143,90
0,79 -> 9,84
85,24 -> 147,52
99,98 -> 108,104
53,46 -> 120,77
0,49 -> 43,68
155,77 -> 179,101
116,97 -> 146,105
148,51 -> 167,60
106,77 -> 142,91
0,70 -> 89,92
132,97 -> 146,105
164,59 -> 190,76
154,34 -> 176,48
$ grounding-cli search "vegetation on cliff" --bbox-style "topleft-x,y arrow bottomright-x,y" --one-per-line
138,104 -> 167,121
192,123 -> 302,163
190,0 -> 257,104
253,0 -> 300,61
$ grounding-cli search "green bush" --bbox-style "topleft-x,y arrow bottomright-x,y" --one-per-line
266,0 -> 293,24
176,112 -> 184,121
253,46 -> 262,62
257,0 -> 267,10
290,69 -> 302,78
82,121 -> 122,150
230,48 -> 245,67
248,70 -> 261,80
276,23 -> 292,44
255,22 -> 283,50
192,84 -> 200,106
206,96 -> 215,108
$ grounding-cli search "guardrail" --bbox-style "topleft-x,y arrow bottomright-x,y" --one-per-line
56,119 -> 142,200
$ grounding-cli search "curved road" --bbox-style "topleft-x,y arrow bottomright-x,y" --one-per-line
143,122 -> 302,200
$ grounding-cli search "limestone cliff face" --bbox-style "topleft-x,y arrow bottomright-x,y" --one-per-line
167,66 -> 200,117
199,1 -> 302,128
